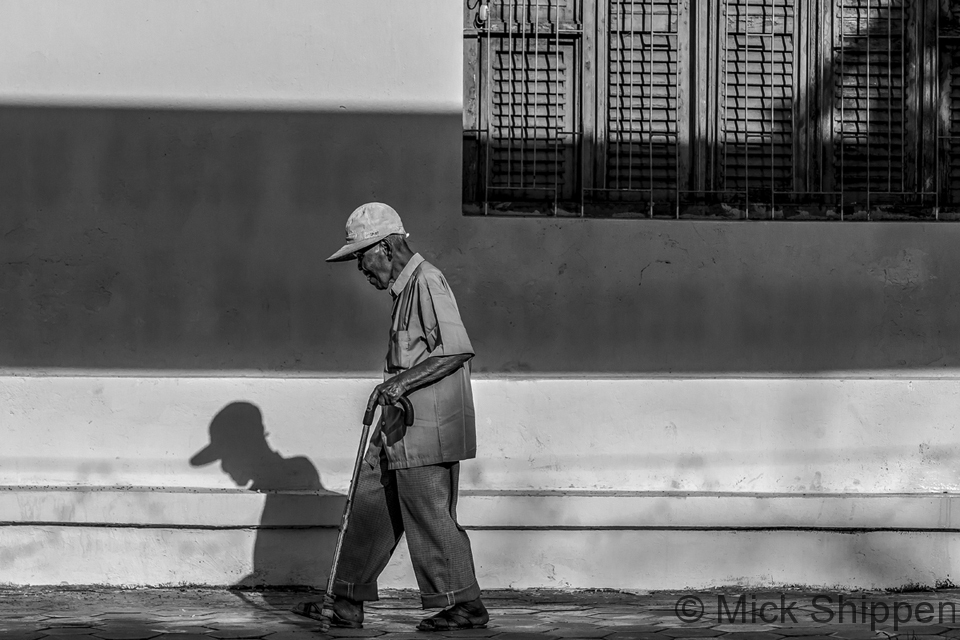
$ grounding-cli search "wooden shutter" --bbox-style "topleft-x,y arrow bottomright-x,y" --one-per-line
832,0 -> 906,199
944,47 -> 960,207
489,37 -> 578,201
943,3 -> 960,209
718,0 -> 796,199
603,0 -> 682,204
464,0 -> 582,213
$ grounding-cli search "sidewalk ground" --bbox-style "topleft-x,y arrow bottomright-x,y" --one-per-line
2,587 -> 960,640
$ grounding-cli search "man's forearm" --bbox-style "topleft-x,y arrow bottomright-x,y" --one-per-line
397,354 -> 472,393
368,353 -> 473,410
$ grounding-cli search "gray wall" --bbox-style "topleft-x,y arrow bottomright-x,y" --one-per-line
1,104 -> 958,374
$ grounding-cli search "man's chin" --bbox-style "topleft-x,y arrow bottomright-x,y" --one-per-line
366,277 -> 389,290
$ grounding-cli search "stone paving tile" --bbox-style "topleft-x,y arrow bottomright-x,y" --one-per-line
829,630 -> 888,639
653,623 -> 728,630
890,626 -> 951,635
536,619 -> 606,627
363,621 -> 420,633
435,629 -> 501,638
206,630 -> 276,639
91,628 -> 164,639
268,632 -> 331,640
659,628 -> 726,637
716,633 -> 783,640
549,626 -> 613,638
488,623 -> 563,633
325,629 -> 389,637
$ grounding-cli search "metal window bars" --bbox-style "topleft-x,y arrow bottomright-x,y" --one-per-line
465,0 -> 958,219
605,0 -> 682,217
483,0 -> 579,215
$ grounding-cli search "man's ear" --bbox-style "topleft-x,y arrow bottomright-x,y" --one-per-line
381,239 -> 393,260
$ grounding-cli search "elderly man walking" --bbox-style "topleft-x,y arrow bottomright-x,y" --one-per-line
303,202 -> 487,631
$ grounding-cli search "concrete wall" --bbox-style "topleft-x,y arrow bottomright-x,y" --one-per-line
5,375 -> 960,589
2,2 -> 959,375
2,0 -> 960,590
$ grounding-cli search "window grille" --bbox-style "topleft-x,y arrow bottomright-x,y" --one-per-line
720,0 -> 795,207
603,0 -> 681,213
463,0 -> 959,219
942,1 -> 960,210
834,0 -> 908,214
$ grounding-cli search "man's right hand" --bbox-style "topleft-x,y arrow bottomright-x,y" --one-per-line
366,377 -> 409,415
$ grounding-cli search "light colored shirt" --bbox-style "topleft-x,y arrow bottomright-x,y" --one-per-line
365,253 -> 477,470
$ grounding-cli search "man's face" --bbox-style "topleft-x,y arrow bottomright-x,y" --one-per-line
356,242 -> 391,290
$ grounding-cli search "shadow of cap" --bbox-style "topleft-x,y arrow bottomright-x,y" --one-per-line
190,402 -> 266,467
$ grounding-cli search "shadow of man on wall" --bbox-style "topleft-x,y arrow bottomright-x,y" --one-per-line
190,401 -> 340,606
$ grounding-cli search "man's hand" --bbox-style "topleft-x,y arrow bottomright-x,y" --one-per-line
366,376 -> 409,414
366,354 -> 472,419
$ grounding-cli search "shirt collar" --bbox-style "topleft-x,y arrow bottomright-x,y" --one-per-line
390,253 -> 425,298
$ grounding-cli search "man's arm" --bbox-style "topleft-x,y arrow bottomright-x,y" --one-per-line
366,353 -> 472,412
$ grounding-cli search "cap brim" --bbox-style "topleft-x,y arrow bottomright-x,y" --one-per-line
189,444 -> 220,467
326,234 -> 386,262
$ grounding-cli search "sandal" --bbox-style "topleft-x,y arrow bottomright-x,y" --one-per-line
418,601 -> 489,632
291,600 -> 363,629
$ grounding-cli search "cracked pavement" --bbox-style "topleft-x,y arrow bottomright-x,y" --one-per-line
1,588 -> 959,640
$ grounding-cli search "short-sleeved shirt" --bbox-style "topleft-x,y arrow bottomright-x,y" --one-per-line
365,253 -> 477,470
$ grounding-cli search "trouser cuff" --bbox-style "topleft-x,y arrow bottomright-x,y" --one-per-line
332,577 -> 380,602
420,581 -> 482,609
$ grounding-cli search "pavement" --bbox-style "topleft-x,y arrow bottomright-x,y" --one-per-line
2,587 -> 960,640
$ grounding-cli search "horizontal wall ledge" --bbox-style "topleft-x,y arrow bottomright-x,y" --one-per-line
4,526 -> 960,591
4,486 -> 960,531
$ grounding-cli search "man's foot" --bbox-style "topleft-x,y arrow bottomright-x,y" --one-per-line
292,596 -> 364,628
417,598 -> 489,632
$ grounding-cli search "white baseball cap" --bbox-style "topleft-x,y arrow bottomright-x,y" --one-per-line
326,202 -> 408,262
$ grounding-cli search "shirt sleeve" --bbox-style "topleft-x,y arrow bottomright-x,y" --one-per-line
416,269 -> 475,357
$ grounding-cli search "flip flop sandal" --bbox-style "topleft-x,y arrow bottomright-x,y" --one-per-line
417,607 -> 488,632
291,601 -> 363,628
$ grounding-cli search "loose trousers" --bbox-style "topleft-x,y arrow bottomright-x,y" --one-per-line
331,450 -> 482,609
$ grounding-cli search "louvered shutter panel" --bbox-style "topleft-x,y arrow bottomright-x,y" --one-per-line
606,0 -> 680,199
944,4 -> 960,209
468,0 -> 582,211
946,48 -> 960,207
490,39 -> 577,201
719,0 -> 796,197
833,0 -> 906,197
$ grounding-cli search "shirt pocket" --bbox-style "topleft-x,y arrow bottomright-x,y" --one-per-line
388,330 -> 415,371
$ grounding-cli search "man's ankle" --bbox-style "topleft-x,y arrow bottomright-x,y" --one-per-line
335,596 -> 364,621
459,597 -> 486,614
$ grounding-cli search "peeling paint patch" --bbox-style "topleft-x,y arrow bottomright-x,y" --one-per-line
867,249 -> 932,288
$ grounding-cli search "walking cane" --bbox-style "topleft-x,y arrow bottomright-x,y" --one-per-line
317,395 -> 414,631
